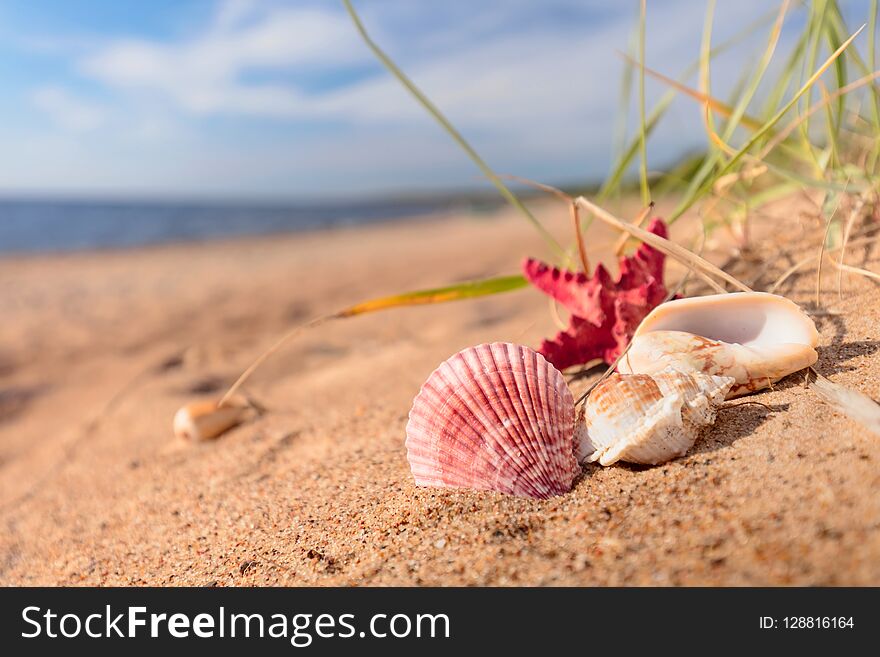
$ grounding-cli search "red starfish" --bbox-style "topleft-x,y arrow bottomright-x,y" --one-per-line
522,217 -> 669,371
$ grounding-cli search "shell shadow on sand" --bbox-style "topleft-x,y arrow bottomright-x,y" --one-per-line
0,385 -> 48,425
814,339 -> 880,377
690,401 -> 790,456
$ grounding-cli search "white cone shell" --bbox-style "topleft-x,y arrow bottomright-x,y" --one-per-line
406,343 -> 580,499
619,292 -> 819,397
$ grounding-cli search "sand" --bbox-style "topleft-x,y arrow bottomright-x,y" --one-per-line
1,197 -> 878,586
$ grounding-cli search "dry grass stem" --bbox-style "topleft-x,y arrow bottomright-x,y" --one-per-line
575,196 -> 752,293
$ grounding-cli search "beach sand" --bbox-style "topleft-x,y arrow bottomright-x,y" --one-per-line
1,197 -> 878,586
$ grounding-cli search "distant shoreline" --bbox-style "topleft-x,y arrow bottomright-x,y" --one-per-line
0,195 -> 508,256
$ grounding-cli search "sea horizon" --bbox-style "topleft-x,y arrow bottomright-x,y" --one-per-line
0,194 -> 503,256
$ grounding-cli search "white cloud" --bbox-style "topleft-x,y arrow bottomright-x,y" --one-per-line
78,2 -> 364,116
212,0 -> 259,32
71,0 -> 785,129
30,86 -> 106,132
7,0 -> 841,197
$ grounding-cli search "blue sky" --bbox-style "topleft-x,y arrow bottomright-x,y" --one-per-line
0,0 -> 873,200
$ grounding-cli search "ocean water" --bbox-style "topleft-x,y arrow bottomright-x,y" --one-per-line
0,197 -> 464,255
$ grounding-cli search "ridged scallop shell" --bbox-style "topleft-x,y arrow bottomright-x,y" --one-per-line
578,368 -> 734,466
619,292 -> 819,397
406,343 -> 580,499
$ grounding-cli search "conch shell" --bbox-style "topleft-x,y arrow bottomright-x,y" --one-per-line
577,368 -> 734,466
406,342 -> 580,499
618,292 -> 819,397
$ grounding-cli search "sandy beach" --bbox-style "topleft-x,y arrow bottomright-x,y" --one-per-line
1,197 -> 878,586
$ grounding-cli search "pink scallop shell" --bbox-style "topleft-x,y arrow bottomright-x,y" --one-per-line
405,342 -> 580,499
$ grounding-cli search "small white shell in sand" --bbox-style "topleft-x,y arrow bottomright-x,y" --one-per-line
173,398 -> 251,441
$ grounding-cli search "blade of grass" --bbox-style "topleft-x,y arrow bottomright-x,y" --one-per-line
220,274 -> 529,405
610,28 -> 638,190
495,174 -> 585,272
824,4 -> 847,140
712,164 -> 768,196
618,53 -> 765,131
651,153 -> 705,197
760,24 -> 809,121
807,368 -> 880,436
338,275 -> 529,316
630,55 -> 817,168
724,178 -> 799,230
862,0 -> 880,169
701,4 -> 725,153
569,203 -> 590,273
799,0 -> 829,152
574,196 -> 752,293
837,194 -> 867,298
601,7 -> 779,202
628,60 -> 823,169
868,0 -> 880,158
759,157 -> 862,192
826,0 -> 880,135
341,0 -> 564,258
613,201 -> 654,254
599,96 -> 672,200
637,0 -> 650,205
815,188 -> 845,307
689,0 -> 791,222
768,231 -> 880,293
702,161 -> 767,243
835,261 -> 880,283
759,70 -> 880,160
667,0 -> 726,226
719,0 -> 790,143
819,80 -> 841,169
669,23 -> 866,222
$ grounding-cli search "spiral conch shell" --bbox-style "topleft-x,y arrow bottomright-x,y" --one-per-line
618,292 -> 819,397
406,343 -> 580,499
577,368 -> 734,466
